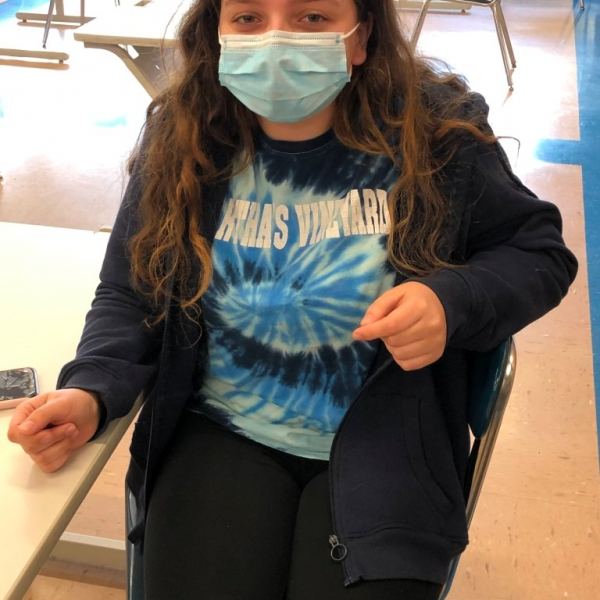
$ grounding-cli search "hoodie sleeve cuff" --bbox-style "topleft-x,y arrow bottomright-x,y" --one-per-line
407,267 -> 474,345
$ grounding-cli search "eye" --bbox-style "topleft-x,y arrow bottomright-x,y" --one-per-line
234,14 -> 258,24
301,13 -> 326,24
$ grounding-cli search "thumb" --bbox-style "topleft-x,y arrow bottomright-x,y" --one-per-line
17,396 -> 70,435
360,286 -> 405,326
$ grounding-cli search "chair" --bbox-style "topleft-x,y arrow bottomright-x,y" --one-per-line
42,0 -> 83,49
410,0 -> 517,90
126,487 -> 145,600
440,336 -> 517,599
124,338 -> 517,600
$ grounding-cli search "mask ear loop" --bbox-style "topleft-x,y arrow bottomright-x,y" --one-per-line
340,22 -> 361,40
340,23 -> 361,77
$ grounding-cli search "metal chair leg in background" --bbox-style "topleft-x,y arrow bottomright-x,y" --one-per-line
489,0 -> 516,89
410,0 -> 434,50
42,0 -> 56,49
43,0 -> 87,49
410,0 -> 516,90
439,338 -> 517,599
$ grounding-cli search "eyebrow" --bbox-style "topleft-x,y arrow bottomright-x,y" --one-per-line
222,0 -> 341,6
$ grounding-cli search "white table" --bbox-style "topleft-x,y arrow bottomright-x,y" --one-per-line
74,0 -> 191,97
0,222 -> 137,600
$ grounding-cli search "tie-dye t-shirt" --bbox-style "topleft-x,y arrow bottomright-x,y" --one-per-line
189,129 -> 399,460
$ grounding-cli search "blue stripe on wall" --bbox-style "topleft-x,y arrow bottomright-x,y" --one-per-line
535,3 -> 600,460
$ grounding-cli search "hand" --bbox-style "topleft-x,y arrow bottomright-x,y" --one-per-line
7,388 -> 102,473
353,282 -> 447,371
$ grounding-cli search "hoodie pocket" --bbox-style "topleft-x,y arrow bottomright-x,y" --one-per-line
400,396 -> 455,520
332,392 -> 462,537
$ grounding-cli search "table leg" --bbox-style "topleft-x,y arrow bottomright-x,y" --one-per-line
81,42 -> 176,98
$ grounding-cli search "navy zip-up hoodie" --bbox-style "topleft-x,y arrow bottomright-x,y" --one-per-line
57,91 -> 577,585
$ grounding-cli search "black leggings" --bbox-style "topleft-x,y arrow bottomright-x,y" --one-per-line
143,412 -> 442,600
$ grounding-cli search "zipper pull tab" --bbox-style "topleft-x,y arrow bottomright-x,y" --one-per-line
329,534 -> 348,562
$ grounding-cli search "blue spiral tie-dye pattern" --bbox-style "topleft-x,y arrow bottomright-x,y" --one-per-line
190,130 -> 399,459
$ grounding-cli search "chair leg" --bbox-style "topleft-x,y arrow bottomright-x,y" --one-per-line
42,0 -> 56,49
579,0 -> 585,10
494,1 -> 516,68
126,488 -> 145,600
439,556 -> 460,600
490,3 -> 514,90
410,0 -> 434,50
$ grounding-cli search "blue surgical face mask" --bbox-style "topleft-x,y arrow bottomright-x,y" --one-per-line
218,24 -> 360,123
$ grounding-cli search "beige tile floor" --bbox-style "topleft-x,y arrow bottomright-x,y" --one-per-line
1,0 -> 599,598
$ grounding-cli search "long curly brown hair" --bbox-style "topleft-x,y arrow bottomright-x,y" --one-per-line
129,0 -> 493,322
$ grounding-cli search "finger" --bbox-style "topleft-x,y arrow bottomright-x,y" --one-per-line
393,354 -> 437,372
377,315 -> 446,348
30,439 -> 75,473
353,306 -> 419,342
386,337 -> 431,361
17,423 -> 78,455
385,340 -> 444,371
387,345 -> 437,371
358,287 -> 405,326
16,401 -> 73,436
9,393 -> 51,429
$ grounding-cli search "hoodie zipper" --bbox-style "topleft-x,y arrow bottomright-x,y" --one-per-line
328,535 -> 347,561
327,354 -> 394,584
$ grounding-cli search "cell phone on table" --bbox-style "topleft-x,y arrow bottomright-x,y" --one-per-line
0,367 -> 39,402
